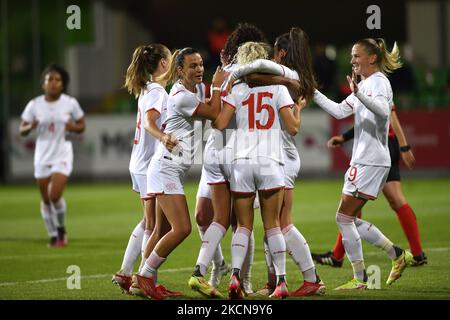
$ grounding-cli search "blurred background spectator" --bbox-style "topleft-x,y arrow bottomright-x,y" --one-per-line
206,17 -> 231,69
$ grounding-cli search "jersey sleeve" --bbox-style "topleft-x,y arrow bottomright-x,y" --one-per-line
142,88 -> 166,115
368,76 -> 393,105
70,98 -> 85,120
314,89 -> 354,119
21,100 -> 36,122
221,91 -> 237,109
281,66 -> 299,80
277,86 -> 295,111
230,59 -> 299,82
176,91 -> 201,117
343,93 -> 358,110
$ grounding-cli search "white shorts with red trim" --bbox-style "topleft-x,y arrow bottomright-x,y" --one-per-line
284,149 -> 300,189
130,172 -> 154,200
230,157 -> 285,194
147,158 -> 186,196
196,166 -> 211,199
342,163 -> 390,200
34,160 -> 73,179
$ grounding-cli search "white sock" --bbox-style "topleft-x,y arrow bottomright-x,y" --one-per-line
266,228 -> 286,278
198,224 -> 225,270
351,260 -> 366,282
138,229 -> 152,272
212,243 -> 225,268
51,198 -> 66,228
282,224 -> 316,283
231,227 -> 251,271
140,251 -> 166,282
198,225 -> 207,240
120,219 -> 145,275
40,202 -> 57,237
196,222 -> 226,276
263,235 -> 275,274
241,231 -> 254,280
336,213 -> 365,280
354,218 -> 396,260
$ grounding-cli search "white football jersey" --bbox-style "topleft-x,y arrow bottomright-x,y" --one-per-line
223,82 -> 294,164
278,68 -> 299,152
21,94 -> 84,166
129,82 -> 168,175
206,63 -> 238,151
344,72 -> 393,167
227,59 -> 300,152
153,81 -> 205,168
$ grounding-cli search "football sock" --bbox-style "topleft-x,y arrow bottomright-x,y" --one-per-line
196,222 -> 226,276
138,228 -> 152,272
395,203 -> 423,256
336,213 -> 364,280
282,224 -> 316,282
266,228 -> 286,278
40,202 -> 57,237
51,197 -> 66,228
354,218 -> 397,260
263,235 -> 275,274
120,219 -> 145,275
141,251 -> 166,282
241,231 -> 254,281
333,210 -> 362,259
231,227 -> 251,270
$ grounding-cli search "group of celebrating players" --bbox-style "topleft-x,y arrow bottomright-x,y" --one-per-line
19,21 -> 427,300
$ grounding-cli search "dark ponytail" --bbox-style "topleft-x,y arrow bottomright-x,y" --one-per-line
275,27 -> 317,102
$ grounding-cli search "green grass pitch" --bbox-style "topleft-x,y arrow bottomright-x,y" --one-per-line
1,178 -> 449,300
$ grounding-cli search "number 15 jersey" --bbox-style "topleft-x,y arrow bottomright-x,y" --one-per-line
222,83 -> 294,164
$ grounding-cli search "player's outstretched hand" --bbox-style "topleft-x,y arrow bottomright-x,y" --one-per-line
212,65 -> 229,91
346,70 -> 359,94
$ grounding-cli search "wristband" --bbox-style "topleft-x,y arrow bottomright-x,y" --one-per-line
212,87 -> 221,92
400,145 -> 411,152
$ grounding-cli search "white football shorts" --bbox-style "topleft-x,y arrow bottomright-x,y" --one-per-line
342,163 -> 390,200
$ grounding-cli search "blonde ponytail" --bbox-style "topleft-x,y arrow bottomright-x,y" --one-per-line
156,47 -> 201,86
124,44 -> 170,98
156,49 -> 181,86
376,39 -> 402,74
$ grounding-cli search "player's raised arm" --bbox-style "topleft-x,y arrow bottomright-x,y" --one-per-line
194,66 -> 228,121
313,89 -> 354,119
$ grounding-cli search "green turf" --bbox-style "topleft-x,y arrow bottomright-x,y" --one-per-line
1,179 -> 449,300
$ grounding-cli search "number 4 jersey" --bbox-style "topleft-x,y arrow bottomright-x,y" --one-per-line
21,94 -> 84,167
222,82 -> 295,164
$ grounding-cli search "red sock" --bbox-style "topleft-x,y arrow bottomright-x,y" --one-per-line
332,233 -> 345,260
395,203 -> 423,256
332,210 -> 362,260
